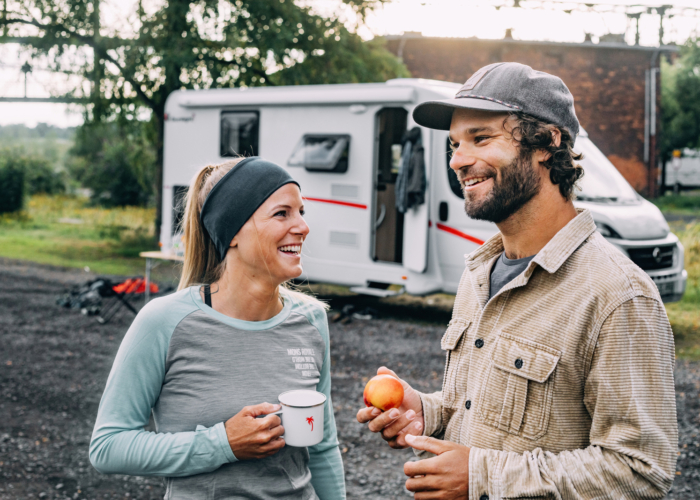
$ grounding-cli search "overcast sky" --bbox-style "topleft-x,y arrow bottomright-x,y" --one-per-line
1,0 -> 698,128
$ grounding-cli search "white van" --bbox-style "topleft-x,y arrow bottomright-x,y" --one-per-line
162,79 -> 687,302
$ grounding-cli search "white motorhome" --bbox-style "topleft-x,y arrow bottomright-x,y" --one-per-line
162,79 -> 687,302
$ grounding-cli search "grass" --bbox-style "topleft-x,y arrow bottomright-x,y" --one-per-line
666,219 -> 700,360
0,195 -> 160,276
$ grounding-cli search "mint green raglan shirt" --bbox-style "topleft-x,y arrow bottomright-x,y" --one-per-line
89,287 -> 345,500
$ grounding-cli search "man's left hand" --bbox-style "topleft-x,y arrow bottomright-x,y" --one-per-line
403,434 -> 470,500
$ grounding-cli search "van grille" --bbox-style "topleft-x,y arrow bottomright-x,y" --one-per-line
627,245 -> 674,270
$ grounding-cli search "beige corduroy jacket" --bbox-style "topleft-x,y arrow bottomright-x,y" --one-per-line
418,209 -> 678,500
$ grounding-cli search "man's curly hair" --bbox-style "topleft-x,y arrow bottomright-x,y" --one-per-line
506,112 -> 584,200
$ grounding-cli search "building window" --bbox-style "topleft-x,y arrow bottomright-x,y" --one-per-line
220,111 -> 259,157
288,134 -> 350,173
446,138 -> 464,199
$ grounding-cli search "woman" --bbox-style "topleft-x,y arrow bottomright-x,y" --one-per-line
89,157 -> 345,500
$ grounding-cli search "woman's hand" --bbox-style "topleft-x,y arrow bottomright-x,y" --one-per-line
356,367 -> 424,449
225,403 -> 285,460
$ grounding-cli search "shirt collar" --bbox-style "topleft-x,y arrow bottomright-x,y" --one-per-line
466,209 -> 596,274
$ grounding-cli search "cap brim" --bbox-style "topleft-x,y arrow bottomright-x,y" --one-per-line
412,98 -> 514,130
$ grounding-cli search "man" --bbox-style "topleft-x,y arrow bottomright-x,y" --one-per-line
357,62 -> 677,499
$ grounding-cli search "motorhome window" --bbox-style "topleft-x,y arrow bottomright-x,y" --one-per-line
288,135 -> 350,173
575,137 -> 639,203
446,138 -> 464,199
220,111 -> 259,157
172,185 -> 189,235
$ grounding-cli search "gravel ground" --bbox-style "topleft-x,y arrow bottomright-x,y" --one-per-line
0,258 -> 698,499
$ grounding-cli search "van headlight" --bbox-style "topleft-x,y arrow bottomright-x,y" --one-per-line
595,221 -> 622,239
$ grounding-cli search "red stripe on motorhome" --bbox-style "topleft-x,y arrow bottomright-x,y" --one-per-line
303,197 -> 367,209
436,223 -> 485,245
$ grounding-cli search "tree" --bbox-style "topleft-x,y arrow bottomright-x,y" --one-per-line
67,121 -> 155,207
661,38 -> 700,161
1,0 -> 409,239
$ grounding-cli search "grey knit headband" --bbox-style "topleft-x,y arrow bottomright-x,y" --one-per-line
200,157 -> 300,261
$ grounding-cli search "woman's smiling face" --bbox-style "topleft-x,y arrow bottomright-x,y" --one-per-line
230,183 -> 309,285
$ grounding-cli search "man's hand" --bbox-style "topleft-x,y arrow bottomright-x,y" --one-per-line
403,434 -> 470,500
356,367 -> 424,448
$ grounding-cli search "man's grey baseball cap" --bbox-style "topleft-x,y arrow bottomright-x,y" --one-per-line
413,62 -> 580,138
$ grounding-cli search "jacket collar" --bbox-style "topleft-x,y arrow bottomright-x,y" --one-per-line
466,208 -> 596,275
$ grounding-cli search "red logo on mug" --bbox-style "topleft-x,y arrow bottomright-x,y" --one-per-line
306,416 -> 314,431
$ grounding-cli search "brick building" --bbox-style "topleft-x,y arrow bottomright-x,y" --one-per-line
386,35 -> 677,196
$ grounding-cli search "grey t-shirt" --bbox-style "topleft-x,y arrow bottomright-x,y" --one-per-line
89,287 -> 345,500
489,252 -> 536,300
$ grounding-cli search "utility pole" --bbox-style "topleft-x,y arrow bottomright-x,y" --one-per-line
627,12 -> 641,46
655,5 -> 671,46
21,61 -> 31,97
91,0 -> 105,121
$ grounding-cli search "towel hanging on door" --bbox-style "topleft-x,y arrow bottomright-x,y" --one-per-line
396,127 -> 426,213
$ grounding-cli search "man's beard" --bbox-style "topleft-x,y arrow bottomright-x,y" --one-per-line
463,153 -> 541,224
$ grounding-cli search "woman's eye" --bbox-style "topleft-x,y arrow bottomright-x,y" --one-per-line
300,210 -> 305,216
274,210 -> 287,217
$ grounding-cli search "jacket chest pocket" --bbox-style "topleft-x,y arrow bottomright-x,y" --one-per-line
476,332 -> 560,440
441,319 -> 471,408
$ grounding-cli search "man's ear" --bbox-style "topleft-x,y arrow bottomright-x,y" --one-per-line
536,127 -> 562,164
550,127 -> 562,148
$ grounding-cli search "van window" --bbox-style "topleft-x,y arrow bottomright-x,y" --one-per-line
220,111 -> 259,157
575,137 -> 639,203
446,138 -> 464,199
288,135 -> 350,173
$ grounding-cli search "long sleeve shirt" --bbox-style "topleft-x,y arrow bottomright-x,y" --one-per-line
90,286 -> 345,500
418,209 -> 677,499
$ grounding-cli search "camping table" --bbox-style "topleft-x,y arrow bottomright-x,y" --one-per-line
139,251 -> 184,304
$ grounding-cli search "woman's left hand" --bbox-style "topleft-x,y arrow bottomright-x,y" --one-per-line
224,403 -> 285,460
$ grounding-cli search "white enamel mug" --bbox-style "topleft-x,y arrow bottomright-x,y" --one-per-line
275,389 -> 326,447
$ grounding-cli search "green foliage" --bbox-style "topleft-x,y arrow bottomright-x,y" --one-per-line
3,0 -> 408,233
275,36 -> 411,85
652,193 -> 700,213
661,39 -> 700,160
24,156 -> 66,195
67,121 -> 156,207
0,154 -> 25,213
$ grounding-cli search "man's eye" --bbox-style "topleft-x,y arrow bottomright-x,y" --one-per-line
474,136 -> 490,144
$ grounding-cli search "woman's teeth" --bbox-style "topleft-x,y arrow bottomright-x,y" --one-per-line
279,245 -> 301,255
464,177 -> 488,187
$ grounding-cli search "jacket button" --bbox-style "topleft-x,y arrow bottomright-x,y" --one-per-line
465,400 -> 471,410
515,358 -> 523,369
479,495 -> 489,500
474,338 -> 484,349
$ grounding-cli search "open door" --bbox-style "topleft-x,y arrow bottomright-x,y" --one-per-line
372,108 -> 407,264
400,128 -> 429,273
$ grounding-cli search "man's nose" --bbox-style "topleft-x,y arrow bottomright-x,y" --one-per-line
449,145 -> 476,172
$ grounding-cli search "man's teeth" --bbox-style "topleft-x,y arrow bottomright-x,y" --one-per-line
279,245 -> 301,254
464,177 -> 488,187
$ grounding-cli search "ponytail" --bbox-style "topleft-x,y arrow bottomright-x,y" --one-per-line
177,159 -> 243,290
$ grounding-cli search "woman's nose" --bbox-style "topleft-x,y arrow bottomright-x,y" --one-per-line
294,215 -> 310,237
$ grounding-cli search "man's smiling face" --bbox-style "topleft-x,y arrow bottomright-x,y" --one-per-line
448,108 -> 541,223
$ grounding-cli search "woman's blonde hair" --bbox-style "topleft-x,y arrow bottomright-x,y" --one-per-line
176,159 -> 327,309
